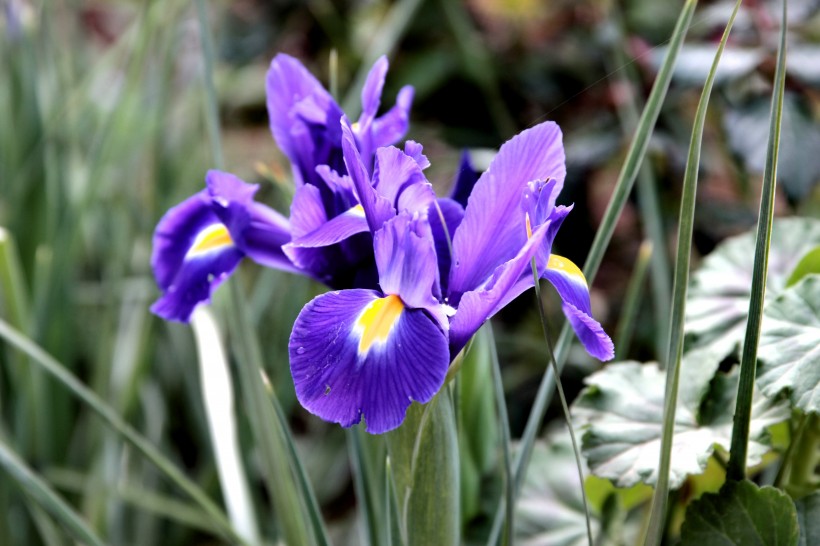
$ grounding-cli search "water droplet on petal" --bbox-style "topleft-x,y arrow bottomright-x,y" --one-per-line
296,347 -> 306,355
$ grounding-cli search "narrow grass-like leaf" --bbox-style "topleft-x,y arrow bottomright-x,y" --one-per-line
615,240 -> 653,360
727,0 -> 788,481
644,2 -> 744,543
0,227 -> 30,330
507,0 -> 699,526
0,318 -> 245,544
348,428 -> 385,546
191,308 -> 259,544
0,438 -> 105,546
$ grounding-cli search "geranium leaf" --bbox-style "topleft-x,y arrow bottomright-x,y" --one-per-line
795,492 -> 820,546
686,218 -> 820,359
572,357 -> 789,488
680,480 -> 799,546
757,274 -> 820,414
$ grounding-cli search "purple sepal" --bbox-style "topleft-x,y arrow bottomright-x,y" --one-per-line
428,198 -> 464,296
449,122 -> 565,297
562,301 -> 615,361
289,289 -> 449,434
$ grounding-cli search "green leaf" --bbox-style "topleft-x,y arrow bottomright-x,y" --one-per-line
386,392 -> 460,546
0,439 -> 105,546
680,480 -> 799,546
795,492 -> 820,546
572,358 -> 789,488
757,274 -> 820,414
515,429 -> 602,546
686,218 -> 820,359
786,247 -> 820,287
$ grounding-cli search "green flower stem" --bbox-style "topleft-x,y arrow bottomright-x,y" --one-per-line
726,0 -> 787,483
644,2 -> 743,543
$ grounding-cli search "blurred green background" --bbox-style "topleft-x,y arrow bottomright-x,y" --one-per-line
1,0 -> 818,543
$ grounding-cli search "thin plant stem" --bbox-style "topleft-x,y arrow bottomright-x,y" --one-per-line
529,248 -> 593,546
614,240 -> 653,360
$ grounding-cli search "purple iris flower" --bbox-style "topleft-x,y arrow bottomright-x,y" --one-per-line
288,121 -> 614,434
151,171 -> 297,322
267,54 -> 414,287
151,55 -> 414,320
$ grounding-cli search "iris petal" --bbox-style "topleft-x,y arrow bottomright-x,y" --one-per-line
374,213 -> 447,329
289,289 -> 449,434
341,120 -> 395,231
372,86 -> 414,149
543,254 -> 614,360
449,221 -> 552,353
449,122 -> 565,296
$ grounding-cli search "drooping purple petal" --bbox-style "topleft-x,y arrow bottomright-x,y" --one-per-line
289,184 -> 328,240
151,224 -> 244,322
448,221 -> 552,353
374,213 -> 447,329
449,151 -> 479,208
289,289 -> 449,434
152,191 -> 216,291
543,255 -> 614,360
449,122 -> 565,297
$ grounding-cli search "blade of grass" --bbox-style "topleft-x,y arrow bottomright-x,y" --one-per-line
504,0 -> 699,524
614,240 -> 653,360
0,318 -> 245,544
726,0 -> 787,482
348,428 -> 385,546
0,438 -> 105,546
191,308 -> 260,543
644,2 -> 744,544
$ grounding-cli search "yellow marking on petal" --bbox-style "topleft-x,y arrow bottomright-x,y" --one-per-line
547,254 -> 588,286
525,212 -> 533,239
350,204 -> 365,217
351,121 -> 361,132
190,224 -> 233,255
356,294 -> 404,354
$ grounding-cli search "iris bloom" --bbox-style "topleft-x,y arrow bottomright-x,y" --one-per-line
288,121 -> 614,433
151,55 -> 412,319
151,171 -> 295,322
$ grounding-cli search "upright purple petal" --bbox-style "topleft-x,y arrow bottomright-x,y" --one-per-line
341,120 -> 395,231
372,86 -> 414,148
359,55 -> 388,129
404,141 -> 430,170
543,255 -> 614,360
374,213 -> 447,329
289,289 -> 449,434
449,122 -> 565,297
